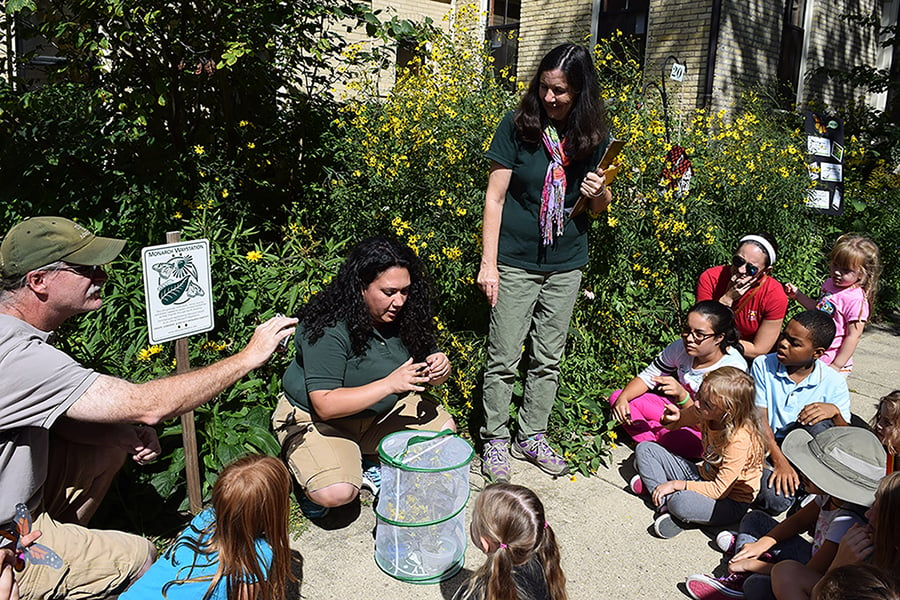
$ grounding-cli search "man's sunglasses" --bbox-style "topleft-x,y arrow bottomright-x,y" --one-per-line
731,255 -> 759,277
57,264 -> 105,278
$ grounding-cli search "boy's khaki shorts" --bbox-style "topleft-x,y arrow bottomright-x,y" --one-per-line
272,393 -> 453,492
18,440 -> 151,600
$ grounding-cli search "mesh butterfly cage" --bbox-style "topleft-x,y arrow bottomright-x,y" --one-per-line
374,429 -> 474,583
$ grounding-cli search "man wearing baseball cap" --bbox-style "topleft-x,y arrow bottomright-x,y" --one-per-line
0,216 -> 297,599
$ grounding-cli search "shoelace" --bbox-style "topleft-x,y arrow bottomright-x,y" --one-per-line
530,435 -> 558,457
484,442 -> 506,463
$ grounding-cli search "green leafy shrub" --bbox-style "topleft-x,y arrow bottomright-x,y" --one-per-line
0,5 -> 897,520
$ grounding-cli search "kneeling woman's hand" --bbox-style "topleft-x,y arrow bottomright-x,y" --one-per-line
386,358 -> 432,394
425,352 -> 451,385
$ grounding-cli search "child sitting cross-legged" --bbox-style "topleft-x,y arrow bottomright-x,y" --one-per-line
685,426 -> 885,600
752,310 -> 851,515
633,366 -> 765,539
771,470 -> 900,600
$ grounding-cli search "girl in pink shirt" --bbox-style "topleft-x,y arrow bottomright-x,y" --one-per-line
785,234 -> 880,374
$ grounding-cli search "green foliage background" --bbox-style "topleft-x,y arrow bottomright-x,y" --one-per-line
0,3 -> 898,531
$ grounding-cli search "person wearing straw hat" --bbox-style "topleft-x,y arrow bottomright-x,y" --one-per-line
685,426 -> 885,600
0,216 -> 296,599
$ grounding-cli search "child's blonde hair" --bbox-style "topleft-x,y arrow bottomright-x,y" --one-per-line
872,391 -> 900,455
696,367 -> 766,468
164,455 -> 295,600
829,234 -> 881,299
871,471 -> 900,572
466,483 -> 566,600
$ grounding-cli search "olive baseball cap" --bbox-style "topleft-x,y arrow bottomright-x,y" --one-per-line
0,216 -> 125,277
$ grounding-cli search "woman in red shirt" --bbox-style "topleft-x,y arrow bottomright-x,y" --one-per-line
695,233 -> 787,359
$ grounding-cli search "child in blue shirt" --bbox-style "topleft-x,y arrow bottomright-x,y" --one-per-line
752,310 -> 851,514
121,455 -> 294,600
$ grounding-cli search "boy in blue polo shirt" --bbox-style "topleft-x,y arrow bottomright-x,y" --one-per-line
753,310 -> 851,514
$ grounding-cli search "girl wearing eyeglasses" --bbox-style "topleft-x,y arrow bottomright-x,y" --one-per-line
696,233 -> 788,359
610,300 -> 747,461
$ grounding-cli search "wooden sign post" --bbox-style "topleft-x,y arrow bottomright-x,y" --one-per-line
165,231 -> 202,515
141,231 -> 214,514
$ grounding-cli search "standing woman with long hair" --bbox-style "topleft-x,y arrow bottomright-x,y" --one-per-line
477,43 -> 610,482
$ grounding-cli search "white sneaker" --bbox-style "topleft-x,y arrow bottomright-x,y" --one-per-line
716,530 -> 737,554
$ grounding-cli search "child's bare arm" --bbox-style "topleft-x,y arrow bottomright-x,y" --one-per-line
784,283 -> 817,310
732,501 -> 818,563
805,539 -> 840,575
758,408 -> 801,496
729,557 -> 775,575
828,321 -> 865,372
798,403 -> 849,427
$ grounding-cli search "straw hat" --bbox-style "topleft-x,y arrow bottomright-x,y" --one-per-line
782,427 -> 886,507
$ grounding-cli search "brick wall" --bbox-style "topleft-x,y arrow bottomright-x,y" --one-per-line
516,0 -> 593,82
710,0 -> 783,114
336,0 -> 456,97
643,0 -> 713,129
802,0 -> 881,109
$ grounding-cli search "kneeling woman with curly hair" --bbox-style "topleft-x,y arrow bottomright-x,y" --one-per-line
272,236 -> 455,517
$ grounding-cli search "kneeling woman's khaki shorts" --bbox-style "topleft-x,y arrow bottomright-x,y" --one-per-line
272,393 -> 452,493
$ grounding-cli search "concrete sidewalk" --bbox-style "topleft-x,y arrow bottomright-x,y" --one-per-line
291,321 -> 899,600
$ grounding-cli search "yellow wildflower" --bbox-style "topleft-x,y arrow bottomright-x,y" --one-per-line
221,189 -> 229,198
245,250 -> 263,262
193,145 -> 205,155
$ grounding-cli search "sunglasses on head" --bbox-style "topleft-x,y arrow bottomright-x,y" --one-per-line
731,255 -> 759,277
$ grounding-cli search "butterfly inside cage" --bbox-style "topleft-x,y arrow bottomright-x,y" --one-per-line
0,504 -> 63,571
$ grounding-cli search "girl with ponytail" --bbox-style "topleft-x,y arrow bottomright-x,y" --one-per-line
453,483 -> 566,600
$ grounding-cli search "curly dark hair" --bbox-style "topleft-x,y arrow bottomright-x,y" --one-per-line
297,236 -> 436,360
514,43 -> 608,160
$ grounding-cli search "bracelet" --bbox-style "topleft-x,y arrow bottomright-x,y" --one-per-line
675,396 -> 689,407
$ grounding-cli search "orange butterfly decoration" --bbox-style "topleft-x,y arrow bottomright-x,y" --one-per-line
0,504 -> 63,571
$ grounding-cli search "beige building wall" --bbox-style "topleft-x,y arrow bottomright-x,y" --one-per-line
335,0 -> 455,98
707,0 -> 783,114
801,0 -> 882,109
516,0 -> 592,82
644,0 -> 713,120
511,0 -> 894,119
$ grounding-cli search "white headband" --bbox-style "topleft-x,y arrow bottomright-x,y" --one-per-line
740,235 -> 776,266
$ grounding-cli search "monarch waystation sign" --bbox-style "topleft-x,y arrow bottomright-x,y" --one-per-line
141,239 -> 214,344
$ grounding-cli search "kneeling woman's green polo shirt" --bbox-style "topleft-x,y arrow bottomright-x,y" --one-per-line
282,321 -> 412,419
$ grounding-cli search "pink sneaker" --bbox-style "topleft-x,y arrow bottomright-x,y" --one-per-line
629,474 -> 645,495
686,572 -> 746,599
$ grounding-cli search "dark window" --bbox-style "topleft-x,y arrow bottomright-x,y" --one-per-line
595,0 -> 650,63
485,0 -> 520,90
777,0 -> 807,107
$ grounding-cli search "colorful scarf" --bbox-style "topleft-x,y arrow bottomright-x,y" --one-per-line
539,124 -> 569,246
